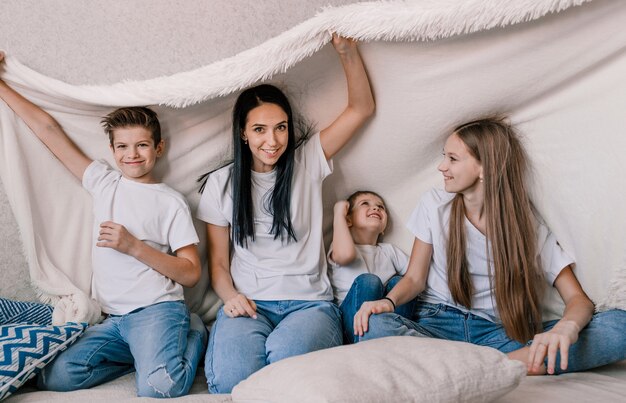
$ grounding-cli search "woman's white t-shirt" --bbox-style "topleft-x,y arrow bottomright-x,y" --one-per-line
406,188 -> 574,322
197,133 -> 333,301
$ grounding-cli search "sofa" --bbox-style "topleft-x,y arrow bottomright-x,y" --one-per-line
1,0 -> 625,401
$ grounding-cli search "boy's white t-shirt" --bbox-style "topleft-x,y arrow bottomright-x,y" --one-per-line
328,243 -> 409,305
83,160 -> 199,315
197,133 -> 333,301
406,188 -> 574,322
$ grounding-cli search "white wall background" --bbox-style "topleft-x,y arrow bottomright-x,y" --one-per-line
0,0 -> 360,300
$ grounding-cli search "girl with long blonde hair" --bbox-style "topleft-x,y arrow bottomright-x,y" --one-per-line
354,117 -> 626,374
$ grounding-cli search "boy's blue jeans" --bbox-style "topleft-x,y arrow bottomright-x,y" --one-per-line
38,300 -> 206,397
340,273 -> 417,344
358,301 -> 626,374
205,299 -> 342,394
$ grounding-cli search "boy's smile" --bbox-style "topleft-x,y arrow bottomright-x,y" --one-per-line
110,126 -> 163,183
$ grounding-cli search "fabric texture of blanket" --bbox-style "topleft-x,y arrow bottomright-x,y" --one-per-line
0,0 -> 624,324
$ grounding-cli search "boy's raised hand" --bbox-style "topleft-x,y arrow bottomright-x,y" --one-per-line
334,200 -> 350,219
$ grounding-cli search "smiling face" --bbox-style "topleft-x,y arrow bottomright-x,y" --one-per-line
348,193 -> 388,235
242,103 -> 289,173
438,133 -> 483,195
110,126 -> 164,183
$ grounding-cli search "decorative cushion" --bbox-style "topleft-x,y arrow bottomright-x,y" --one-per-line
232,336 -> 526,403
0,322 -> 87,400
0,298 -> 53,326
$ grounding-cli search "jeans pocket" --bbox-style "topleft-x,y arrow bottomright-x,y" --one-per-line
415,302 -> 442,318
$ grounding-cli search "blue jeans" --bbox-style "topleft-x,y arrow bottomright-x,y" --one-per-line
205,300 -> 342,393
38,301 -> 207,397
340,273 -> 416,344
359,302 -> 626,374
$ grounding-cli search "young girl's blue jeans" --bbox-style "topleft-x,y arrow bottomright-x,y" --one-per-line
205,299 -> 342,394
340,273 -> 416,343
358,301 -> 626,373
37,300 -> 206,397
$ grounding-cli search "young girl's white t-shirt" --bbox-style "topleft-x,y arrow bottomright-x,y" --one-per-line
327,243 -> 408,305
83,160 -> 199,315
196,133 -> 333,301
406,188 -> 574,322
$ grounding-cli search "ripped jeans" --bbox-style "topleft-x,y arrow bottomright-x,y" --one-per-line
38,301 -> 205,398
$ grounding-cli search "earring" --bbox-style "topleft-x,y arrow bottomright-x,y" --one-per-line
479,177 -> 484,183
243,137 -> 248,144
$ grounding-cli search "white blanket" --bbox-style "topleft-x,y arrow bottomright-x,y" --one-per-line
0,0 -> 624,324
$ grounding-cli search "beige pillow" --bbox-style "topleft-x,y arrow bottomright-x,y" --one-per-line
232,336 -> 526,403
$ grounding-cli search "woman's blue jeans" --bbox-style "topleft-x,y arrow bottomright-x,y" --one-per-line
205,300 -> 342,394
339,273 -> 416,344
358,301 -> 626,374
38,301 -> 206,397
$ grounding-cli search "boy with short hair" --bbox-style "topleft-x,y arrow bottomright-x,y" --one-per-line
328,190 -> 416,344
0,53 -> 207,398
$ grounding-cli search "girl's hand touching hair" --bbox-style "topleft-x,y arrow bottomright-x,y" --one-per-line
223,293 -> 258,319
353,298 -> 395,337
527,319 -> 580,374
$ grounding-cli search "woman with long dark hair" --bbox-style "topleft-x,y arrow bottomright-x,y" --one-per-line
197,35 -> 374,393
355,117 -> 626,375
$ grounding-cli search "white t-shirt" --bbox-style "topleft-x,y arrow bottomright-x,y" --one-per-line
196,133 -> 333,301
328,243 -> 408,304
406,188 -> 574,322
83,160 -> 199,315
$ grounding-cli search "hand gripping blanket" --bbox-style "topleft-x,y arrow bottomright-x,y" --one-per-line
0,0 -> 624,324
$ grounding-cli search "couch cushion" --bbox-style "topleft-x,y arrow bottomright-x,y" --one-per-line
0,298 -> 53,326
232,336 -> 526,403
0,322 -> 87,400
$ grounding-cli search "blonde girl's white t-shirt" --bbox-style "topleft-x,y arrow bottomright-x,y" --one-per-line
406,188 -> 574,322
196,133 -> 334,301
83,160 -> 199,315
327,243 -> 409,305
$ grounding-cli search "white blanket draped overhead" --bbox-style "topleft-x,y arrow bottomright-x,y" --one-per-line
0,0 -> 624,324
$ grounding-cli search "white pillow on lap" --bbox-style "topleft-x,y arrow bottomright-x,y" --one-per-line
232,336 -> 526,403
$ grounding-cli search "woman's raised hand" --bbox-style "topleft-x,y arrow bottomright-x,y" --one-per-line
331,33 -> 357,55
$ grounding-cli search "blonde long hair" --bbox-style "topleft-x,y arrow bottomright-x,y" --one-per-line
446,117 -> 544,342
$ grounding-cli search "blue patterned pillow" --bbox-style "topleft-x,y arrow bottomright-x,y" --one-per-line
0,298 -> 53,326
0,322 -> 87,400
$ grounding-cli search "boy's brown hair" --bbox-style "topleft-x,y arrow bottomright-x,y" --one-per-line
101,107 -> 161,147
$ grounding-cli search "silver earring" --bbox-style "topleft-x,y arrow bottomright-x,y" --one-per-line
243,138 -> 248,144
479,177 -> 483,183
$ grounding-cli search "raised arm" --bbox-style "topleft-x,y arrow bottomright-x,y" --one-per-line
354,237 -> 432,336
0,54 -> 91,180
330,200 -> 357,265
319,35 -> 375,160
207,224 -> 257,319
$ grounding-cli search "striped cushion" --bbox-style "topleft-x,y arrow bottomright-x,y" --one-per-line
0,322 -> 87,400
0,298 -> 53,326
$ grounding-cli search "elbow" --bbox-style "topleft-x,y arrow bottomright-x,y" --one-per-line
364,98 -> 376,118
332,250 -> 356,266
181,264 -> 202,288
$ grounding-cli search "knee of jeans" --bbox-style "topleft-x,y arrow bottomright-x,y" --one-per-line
354,273 -> 384,289
37,354 -> 85,391
358,313 -> 398,342
138,364 -> 185,398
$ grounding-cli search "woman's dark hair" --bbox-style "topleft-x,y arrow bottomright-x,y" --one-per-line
231,84 -> 298,247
